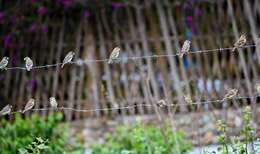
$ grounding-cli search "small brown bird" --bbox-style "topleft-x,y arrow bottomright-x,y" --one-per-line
0,57 -> 9,70
223,89 -> 238,101
184,94 -> 193,104
24,57 -> 33,71
61,51 -> 75,68
232,34 -> 246,52
23,98 -> 35,113
0,104 -> 12,116
108,47 -> 120,64
157,99 -> 167,107
179,40 -> 191,58
49,97 -> 58,108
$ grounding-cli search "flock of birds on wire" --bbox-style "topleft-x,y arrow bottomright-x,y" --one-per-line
0,34 -> 259,116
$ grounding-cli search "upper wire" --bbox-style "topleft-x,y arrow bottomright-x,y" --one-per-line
3,44 -> 256,70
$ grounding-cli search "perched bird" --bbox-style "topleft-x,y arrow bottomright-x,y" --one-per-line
184,94 -> 193,104
49,97 -> 58,108
179,40 -> 191,58
108,47 -> 120,64
223,89 -> 238,101
0,57 -> 9,70
0,104 -> 12,116
232,34 -> 246,52
157,99 -> 167,107
23,98 -> 35,113
256,84 -> 260,95
24,57 -> 33,71
61,51 -> 75,68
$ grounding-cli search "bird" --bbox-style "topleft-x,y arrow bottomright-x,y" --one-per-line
232,34 -> 246,52
49,97 -> 58,108
223,89 -> 238,101
179,40 -> 191,58
157,99 -> 167,107
256,84 -> 260,95
23,98 -> 35,113
24,57 -> 33,71
0,104 -> 12,116
61,51 -> 75,68
0,57 -> 9,70
108,47 -> 120,64
184,94 -> 193,104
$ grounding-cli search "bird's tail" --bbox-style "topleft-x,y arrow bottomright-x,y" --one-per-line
22,110 -> 26,113
61,63 -> 64,68
108,59 -> 112,64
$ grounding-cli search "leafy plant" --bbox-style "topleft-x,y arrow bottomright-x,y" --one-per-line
0,113 -> 84,154
18,137 -> 50,154
90,123 -> 193,154
206,106 -> 260,154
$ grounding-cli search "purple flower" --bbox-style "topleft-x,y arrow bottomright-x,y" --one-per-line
5,41 -> 13,47
0,75 -> 5,81
25,0 -> 30,5
29,24 -> 38,32
191,28 -> 196,34
195,8 -> 201,15
42,26 -> 48,34
184,4 -> 193,9
31,79 -> 36,88
124,19 -> 128,24
56,0 -> 64,6
12,52 -> 18,64
112,3 -> 121,8
186,16 -> 193,22
11,16 -> 16,23
0,12 -> 5,19
38,7 -> 46,13
83,10 -> 89,17
64,0 -> 73,8
26,81 -> 30,87
1,35 -> 10,41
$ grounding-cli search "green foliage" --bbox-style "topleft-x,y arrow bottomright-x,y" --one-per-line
90,123 -> 193,154
0,113 -> 84,154
205,106 -> 260,154
18,137 -> 50,154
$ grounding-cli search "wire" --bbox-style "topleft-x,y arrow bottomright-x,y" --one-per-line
2,95 -> 257,116
2,44 -> 257,70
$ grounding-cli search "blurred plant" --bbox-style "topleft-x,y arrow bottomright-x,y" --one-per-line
90,123 -> 193,154
216,120 -> 228,154
0,113 -> 84,153
206,106 -> 259,154
18,137 -> 50,154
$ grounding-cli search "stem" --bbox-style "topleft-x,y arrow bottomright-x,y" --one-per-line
245,123 -> 248,154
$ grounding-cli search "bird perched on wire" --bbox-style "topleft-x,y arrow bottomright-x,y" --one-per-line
23,98 -> 35,113
157,99 -> 167,107
108,47 -> 120,64
0,57 -> 9,70
184,94 -> 193,105
232,34 -> 246,52
223,89 -> 238,101
49,97 -> 58,109
24,57 -> 33,71
0,104 -> 12,116
179,40 -> 191,58
61,51 -> 75,68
